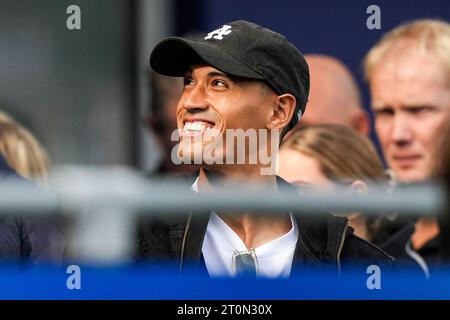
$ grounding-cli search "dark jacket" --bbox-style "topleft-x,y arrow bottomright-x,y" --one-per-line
137,176 -> 394,275
0,155 -> 32,262
373,221 -> 429,277
371,210 -> 449,276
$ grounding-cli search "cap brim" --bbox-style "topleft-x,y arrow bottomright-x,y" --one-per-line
150,37 -> 264,80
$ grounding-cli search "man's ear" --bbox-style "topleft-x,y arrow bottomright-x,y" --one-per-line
267,93 -> 296,130
351,110 -> 371,135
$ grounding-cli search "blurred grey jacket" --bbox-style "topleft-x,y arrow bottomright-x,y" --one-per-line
0,154 -> 32,262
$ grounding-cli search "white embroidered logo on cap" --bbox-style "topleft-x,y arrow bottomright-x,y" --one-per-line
204,25 -> 232,40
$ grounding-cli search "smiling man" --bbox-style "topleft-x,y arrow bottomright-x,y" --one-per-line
364,19 -> 450,266
138,20 -> 392,277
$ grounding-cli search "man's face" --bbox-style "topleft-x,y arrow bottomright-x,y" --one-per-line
371,48 -> 450,183
176,65 -> 277,165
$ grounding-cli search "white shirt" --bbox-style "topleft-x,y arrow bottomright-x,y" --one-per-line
202,212 -> 299,278
191,177 -> 299,278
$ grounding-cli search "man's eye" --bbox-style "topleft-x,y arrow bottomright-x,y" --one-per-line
183,77 -> 194,87
211,79 -> 227,87
374,108 -> 394,116
409,106 -> 434,114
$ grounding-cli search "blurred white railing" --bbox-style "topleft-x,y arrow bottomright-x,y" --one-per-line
0,165 -> 447,263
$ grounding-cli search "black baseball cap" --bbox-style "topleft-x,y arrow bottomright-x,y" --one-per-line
150,20 -> 310,131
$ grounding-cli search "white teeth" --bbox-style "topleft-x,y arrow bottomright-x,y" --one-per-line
184,121 -> 210,132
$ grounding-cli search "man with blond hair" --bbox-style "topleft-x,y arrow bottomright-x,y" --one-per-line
364,19 -> 450,268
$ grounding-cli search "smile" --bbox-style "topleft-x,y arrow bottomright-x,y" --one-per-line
182,120 -> 215,137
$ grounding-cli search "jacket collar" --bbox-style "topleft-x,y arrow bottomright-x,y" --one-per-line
276,176 -> 350,271
179,174 -> 351,272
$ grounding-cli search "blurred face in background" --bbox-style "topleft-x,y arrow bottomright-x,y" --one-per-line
370,45 -> 450,183
277,124 -> 387,241
297,55 -> 369,136
277,148 -> 334,193
277,146 -> 370,239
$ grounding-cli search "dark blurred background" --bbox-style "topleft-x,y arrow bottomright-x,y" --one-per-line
0,0 -> 449,171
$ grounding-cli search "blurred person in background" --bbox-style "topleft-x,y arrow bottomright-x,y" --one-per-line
0,110 -> 67,263
278,124 -> 427,276
364,19 -> 450,268
0,153 -> 32,263
279,124 -> 387,241
284,54 -> 370,141
0,110 -> 49,186
435,121 -> 450,262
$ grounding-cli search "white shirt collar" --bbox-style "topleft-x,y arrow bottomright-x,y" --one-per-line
192,175 -> 299,277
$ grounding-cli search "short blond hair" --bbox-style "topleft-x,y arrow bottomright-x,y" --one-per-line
0,111 -> 49,186
364,19 -> 450,84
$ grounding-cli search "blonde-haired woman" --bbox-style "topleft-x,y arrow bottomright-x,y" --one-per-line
1,152 -> 32,263
278,124 -> 387,241
0,111 -> 49,186
0,110 -> 66,263
278,124 -> 428,275
0,112 -> 33,262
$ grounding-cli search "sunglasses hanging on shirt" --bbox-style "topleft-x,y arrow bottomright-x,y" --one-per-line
232,249 -> 259,277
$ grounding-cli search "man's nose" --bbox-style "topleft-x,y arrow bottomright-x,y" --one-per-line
182,85 -> 208,112
391,115 -> 413,145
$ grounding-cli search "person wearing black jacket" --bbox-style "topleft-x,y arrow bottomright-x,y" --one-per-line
0,154 -> 32,262
138,20 -> 393,277
363,19 -> 450,271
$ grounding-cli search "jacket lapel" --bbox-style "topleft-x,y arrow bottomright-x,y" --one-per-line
182,210 -> 210,263
291,213 -> 350,275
